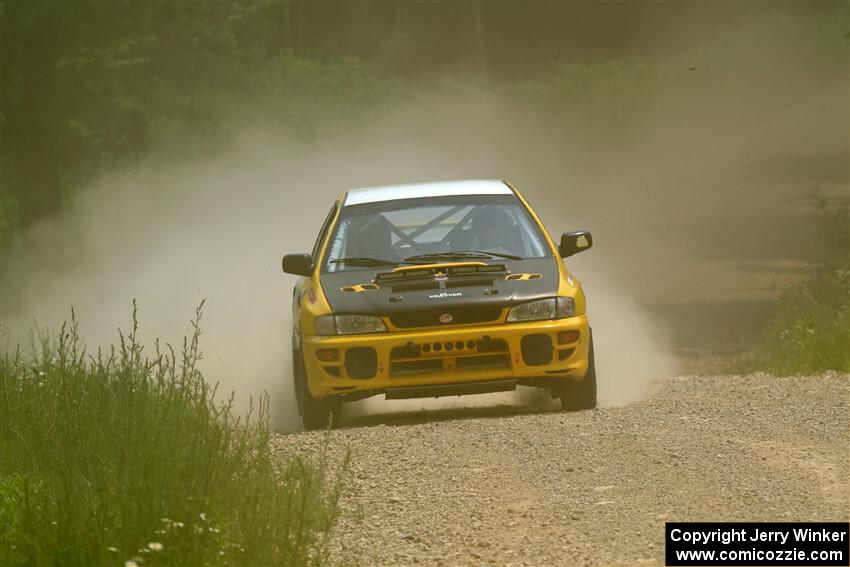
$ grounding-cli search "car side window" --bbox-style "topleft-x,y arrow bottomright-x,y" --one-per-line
311,205 -> 337,264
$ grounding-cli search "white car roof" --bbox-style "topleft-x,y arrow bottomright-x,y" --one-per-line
344,179 -> 513,206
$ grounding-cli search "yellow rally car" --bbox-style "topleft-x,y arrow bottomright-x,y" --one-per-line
282,180 -> 595,429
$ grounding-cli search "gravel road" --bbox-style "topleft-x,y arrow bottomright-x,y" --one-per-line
271,374 -> 849,566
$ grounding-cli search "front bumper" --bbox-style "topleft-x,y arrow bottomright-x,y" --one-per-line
301,315 -> 590,399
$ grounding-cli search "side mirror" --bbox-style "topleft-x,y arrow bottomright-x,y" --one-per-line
282,253 -> 313,276
559,230 -> 593,258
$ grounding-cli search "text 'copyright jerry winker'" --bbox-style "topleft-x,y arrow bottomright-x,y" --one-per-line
665,522 -> 849,566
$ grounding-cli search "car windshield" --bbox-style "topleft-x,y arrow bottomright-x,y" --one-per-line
323,195 -> 552,272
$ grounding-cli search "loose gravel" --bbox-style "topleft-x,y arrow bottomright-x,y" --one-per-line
270,374 -> 850,566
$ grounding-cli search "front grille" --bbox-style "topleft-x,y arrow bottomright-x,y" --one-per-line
390,354 -> 509,376
391,359 -> 443,376
389,306 -> 502,329
390,344 -> 421,359
456,354 -> 509,370
477,337 -> 508,353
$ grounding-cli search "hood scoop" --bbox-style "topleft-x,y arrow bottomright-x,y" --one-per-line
375,263 -> 508,294
340,283 -> 379,293
342,265 -> 543,293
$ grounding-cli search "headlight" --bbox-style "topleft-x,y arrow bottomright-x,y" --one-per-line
313,314 -> 387,336
506,297 -> 575,322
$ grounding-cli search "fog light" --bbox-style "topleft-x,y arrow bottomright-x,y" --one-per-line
345,347 -> 377,379
316,348 -> 339,362
521,334 -> 553,366
557,330 -> 580,345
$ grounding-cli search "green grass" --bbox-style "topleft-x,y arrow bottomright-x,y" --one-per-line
0,302 -> 348,566
758,284 -> 850,374
755,193 -> 850,375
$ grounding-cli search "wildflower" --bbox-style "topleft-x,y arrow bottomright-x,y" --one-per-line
125,561 -> 139,567
38,371 -> 45,377
107,547 -> 119,553
147,542 -> 163,552
199,512 -> 208,522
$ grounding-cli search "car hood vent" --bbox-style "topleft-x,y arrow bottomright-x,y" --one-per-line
319,258 -> 559,318
391,280 -> 440,293
376,263 -> 507,294
390,276 -> 497,293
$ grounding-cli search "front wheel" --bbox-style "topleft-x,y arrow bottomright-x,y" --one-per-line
559,331 -> 597,411
293,348 -> 341,430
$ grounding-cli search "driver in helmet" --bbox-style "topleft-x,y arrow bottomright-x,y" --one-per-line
466,205 -> 519,255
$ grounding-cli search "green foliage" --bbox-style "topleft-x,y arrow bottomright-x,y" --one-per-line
0,303 -> 348,566
0,187 -> 18,255
507,56 -> 658,140
1,2 -> 844,225
244,55 -> 402,138
756,193 -> 850,374
0,1 -> 412,226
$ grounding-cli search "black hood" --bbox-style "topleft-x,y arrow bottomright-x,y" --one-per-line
320,259 -> 559,319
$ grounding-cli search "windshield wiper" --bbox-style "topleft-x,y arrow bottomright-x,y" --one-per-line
404,250 -> 522,262
329,257 -> 402,267
465,249 -> 523,260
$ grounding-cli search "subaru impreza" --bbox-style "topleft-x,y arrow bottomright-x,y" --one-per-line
282,179 -> 595,429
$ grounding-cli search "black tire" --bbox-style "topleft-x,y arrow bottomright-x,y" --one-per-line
293,348 -> 341,430
560,332 -> 597,411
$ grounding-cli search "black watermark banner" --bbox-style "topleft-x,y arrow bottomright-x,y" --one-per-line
666,522 -> 849,566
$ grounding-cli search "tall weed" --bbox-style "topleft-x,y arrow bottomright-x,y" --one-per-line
0,302 -> 347,566
757,192 -> 850,374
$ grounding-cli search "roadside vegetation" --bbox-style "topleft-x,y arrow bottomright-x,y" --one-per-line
0,303 -> 348,567
755,192 -> 850,374
2,3 -> 842,241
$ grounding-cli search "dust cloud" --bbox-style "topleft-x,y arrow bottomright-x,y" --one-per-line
0,105 -> 677,431
2,7 -> 845,429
